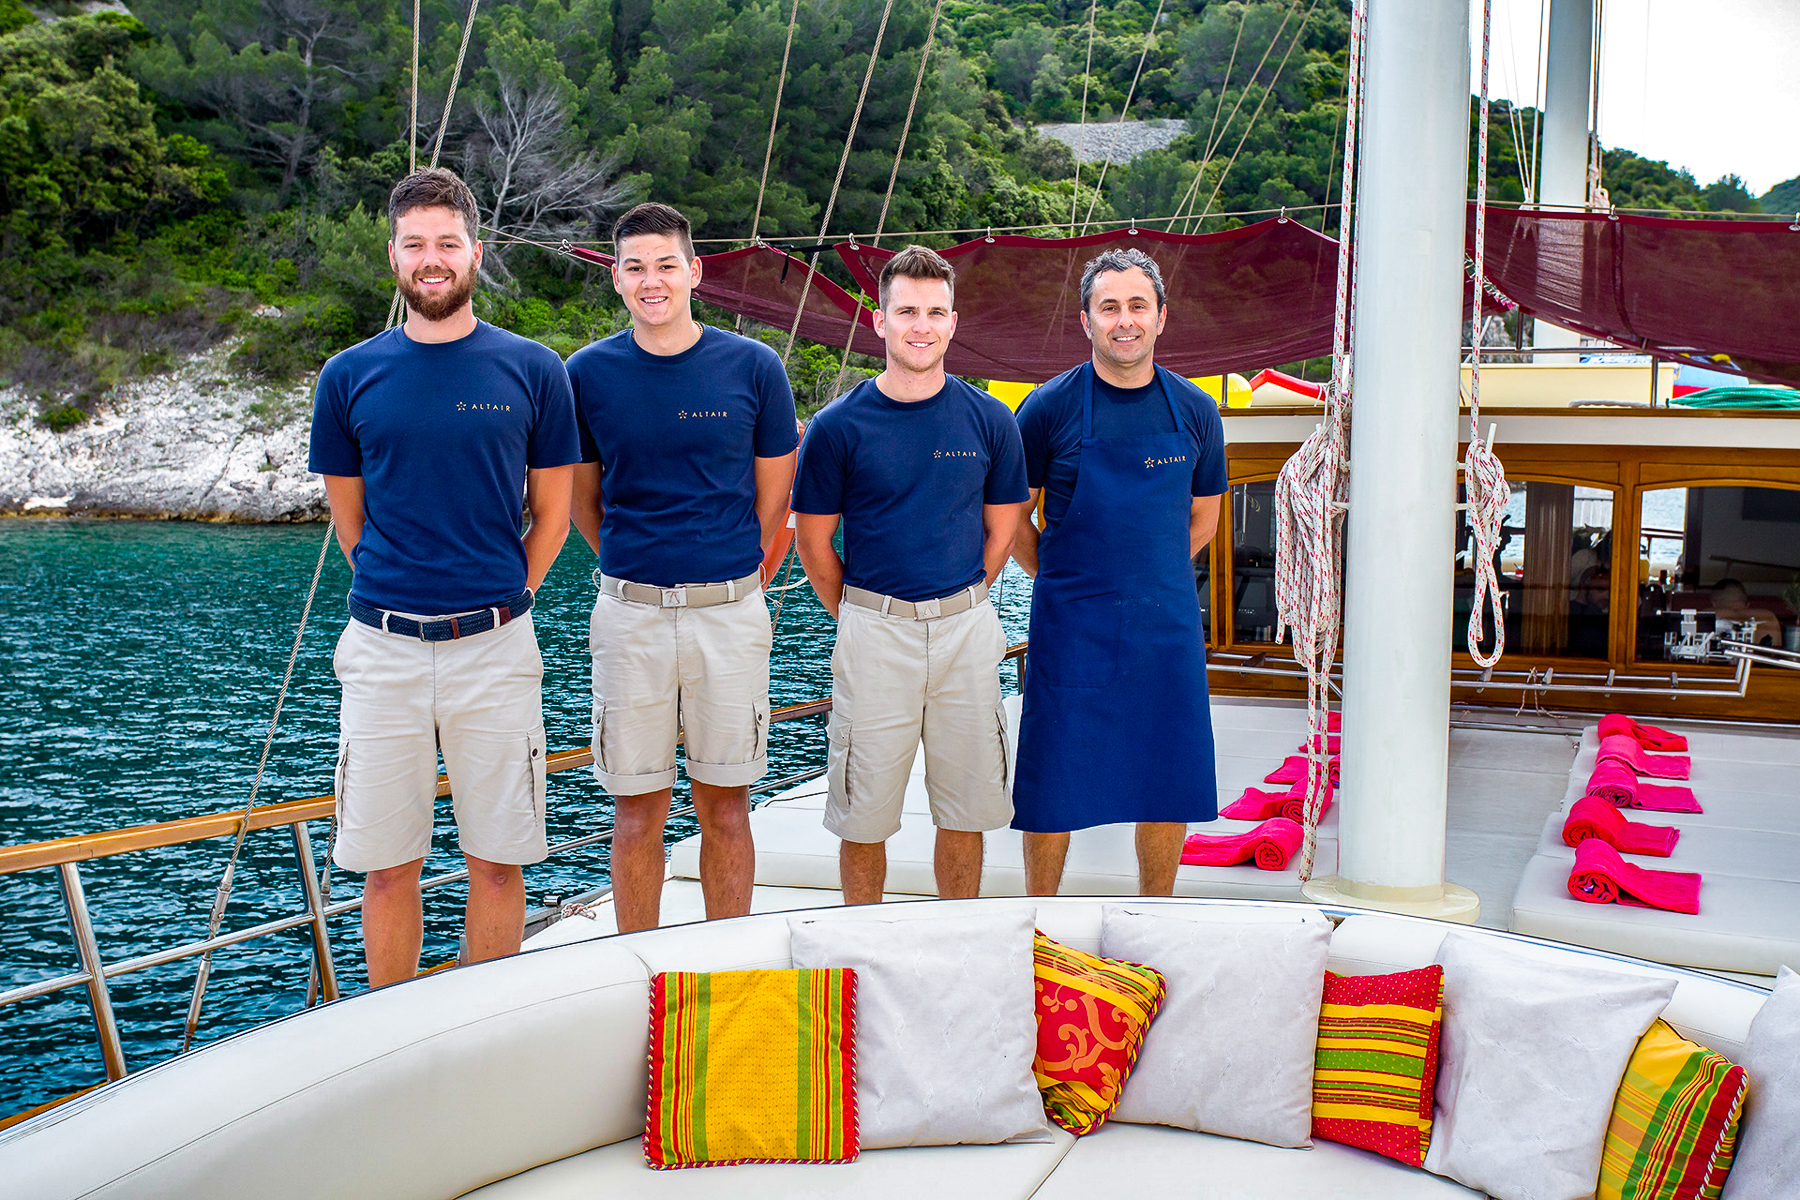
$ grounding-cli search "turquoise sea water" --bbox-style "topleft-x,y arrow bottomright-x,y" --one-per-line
0,520 -> 1032,1116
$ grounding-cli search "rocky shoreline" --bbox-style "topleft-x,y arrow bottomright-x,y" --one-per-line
0,340 -> 326,522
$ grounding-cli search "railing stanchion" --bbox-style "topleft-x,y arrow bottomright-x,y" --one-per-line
59,863 -> 126,1081
292,822 -> 338,1006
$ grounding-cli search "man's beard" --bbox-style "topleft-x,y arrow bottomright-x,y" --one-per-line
396,265 -> 477,321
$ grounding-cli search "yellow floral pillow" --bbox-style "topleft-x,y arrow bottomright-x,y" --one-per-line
1031,931 -> 1166,1135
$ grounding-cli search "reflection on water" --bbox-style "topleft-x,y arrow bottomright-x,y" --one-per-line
0,520 -> 1032,1114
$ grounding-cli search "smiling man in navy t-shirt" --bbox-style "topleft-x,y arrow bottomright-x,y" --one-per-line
308,168 -> 580,987
567,203 -> 800,932
792,245 -> 1028,903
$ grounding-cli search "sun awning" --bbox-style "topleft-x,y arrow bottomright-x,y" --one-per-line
566,209 -> 1800,387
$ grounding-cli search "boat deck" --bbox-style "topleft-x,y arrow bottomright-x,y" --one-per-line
529,699 -> 1569,930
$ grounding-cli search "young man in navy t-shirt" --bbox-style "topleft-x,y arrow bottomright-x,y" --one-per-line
792,245 -> 1028,903
308,169 -> 580,987
567,203 -> 799,932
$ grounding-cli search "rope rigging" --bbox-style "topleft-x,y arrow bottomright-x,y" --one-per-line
778,0 -> 899,370
1076,0 -> 1170,234
1271,0 -> 1362,882
1463,0 -> 1510,671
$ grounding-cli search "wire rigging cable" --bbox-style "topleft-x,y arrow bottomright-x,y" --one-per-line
779,0 -> 900,368
1065,0 -> 1100,231
185,0 -> 484,1048
1077,0 -> 1169,233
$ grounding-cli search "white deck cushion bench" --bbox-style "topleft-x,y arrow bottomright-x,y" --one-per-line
0,897 -> 1772,1200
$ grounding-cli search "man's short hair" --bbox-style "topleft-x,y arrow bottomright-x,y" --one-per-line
388,168 -> 481,243
1080,247 -> 1166,313
877,244 -> 955,309
611,202 -> 696,260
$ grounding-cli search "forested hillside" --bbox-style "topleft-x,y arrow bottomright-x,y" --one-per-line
0,0 -> 1768,428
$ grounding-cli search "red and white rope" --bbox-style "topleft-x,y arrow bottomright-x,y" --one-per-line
1464,0 -> 1509,669
1272,0 -> 1364,881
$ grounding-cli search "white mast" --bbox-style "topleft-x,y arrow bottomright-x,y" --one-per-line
1534,0 -> 1597,352
1302,0 -> 1479,921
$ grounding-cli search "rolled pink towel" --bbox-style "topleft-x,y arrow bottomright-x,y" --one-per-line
1598,733 -> 1690,780
1567,839 -> 1700,914
1298,734 -> 1342,755
1221,784 -> 1298,821
1561,795 -> 1679,857
1182,818 -> 1305,870
1265,755 -> 1339,787
1584,761 -> 1701,813
1597,714 -> 1687,752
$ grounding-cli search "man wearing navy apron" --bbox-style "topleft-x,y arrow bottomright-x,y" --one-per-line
1011,248 -> 1226,896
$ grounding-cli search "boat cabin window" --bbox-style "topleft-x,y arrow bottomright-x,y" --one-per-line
1636,485 -> 1800,660
1456,481 -> 1614,659
1230,481 -> 1285,644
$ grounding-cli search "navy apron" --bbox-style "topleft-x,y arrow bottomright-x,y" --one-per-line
1011,362 -> 1218,833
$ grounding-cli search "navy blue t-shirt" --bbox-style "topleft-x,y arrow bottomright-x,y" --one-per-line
792,376 -> 1030,603
308,321 -> 581,615
1017,364 -> 1227,530
568,326 -> 800,587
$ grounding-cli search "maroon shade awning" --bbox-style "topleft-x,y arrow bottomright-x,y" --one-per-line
566,243 -> 885,359
564,209 -> 1800,386
1473,208 -> 1800,385
836,221 -> 1340,382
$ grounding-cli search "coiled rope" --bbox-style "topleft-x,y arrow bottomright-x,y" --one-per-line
1464,0 -> 1509,670
1271,0 -> 1364,882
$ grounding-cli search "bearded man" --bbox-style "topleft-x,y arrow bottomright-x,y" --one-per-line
309,168 -> 580,987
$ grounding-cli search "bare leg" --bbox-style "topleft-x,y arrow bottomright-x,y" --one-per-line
1136,822 -> 1187,896
1023,830 -> 1070,897
362,858 -> 425,988
692,781 -> 755,920
840,839 -> 887,905
934,829 -> 984,899
463,854 -> 525,964
610,787 -> 674,933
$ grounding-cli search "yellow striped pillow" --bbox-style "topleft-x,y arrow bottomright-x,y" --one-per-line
1312,966 -> 1444,1167
645,969 -> 857,1168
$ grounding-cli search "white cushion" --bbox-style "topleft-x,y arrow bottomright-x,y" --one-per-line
0,940 -> 653,1200
1422,930 -> 1676,1200
1101,904 -> 1331,1148
788,907 -> 1051,1149
1724,966 -> 1800,1199
1031,1121 -> 1484,1199
462,1132 -> 1077,1199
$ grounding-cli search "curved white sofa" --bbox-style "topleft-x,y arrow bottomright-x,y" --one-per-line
0,898 -> 1771,1200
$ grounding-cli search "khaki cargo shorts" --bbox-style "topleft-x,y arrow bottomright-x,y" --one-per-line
824,595 -> 1013,843
589,588 -> 772,795
331,613 -> 548,873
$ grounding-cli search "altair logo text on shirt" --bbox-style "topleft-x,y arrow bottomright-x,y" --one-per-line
934,450 -> 979,459
677,409 -> 728,419
455,402 -> 513,412
1144,454 -> 1188,468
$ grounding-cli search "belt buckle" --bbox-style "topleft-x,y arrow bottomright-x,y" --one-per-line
661,586 -> 688,608
914,597 -> 942,620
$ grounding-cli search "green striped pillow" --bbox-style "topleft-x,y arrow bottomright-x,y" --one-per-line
1598,1019 -> 1746,1200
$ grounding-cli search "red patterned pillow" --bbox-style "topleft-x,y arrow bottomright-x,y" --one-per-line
1031,931 -> 1166,1135
1312,966 -> 1445,1166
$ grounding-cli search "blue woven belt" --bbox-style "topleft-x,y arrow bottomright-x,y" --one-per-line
348,590 -> 533,642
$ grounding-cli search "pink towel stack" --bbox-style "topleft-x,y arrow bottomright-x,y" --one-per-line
1583,761 -> 1702,813
1597,734 -> 1691,780
1597,713 -> 1688,752
1561,795 -> 1680,857
1567,839 -> 1701,914
1181,818 -> 1305,870
1265,755 -> 1339,788
1222,783 -> 1332,825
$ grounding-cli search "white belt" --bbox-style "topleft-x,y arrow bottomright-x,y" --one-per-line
842,581 -> 988,620
600,571 -> 761,608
